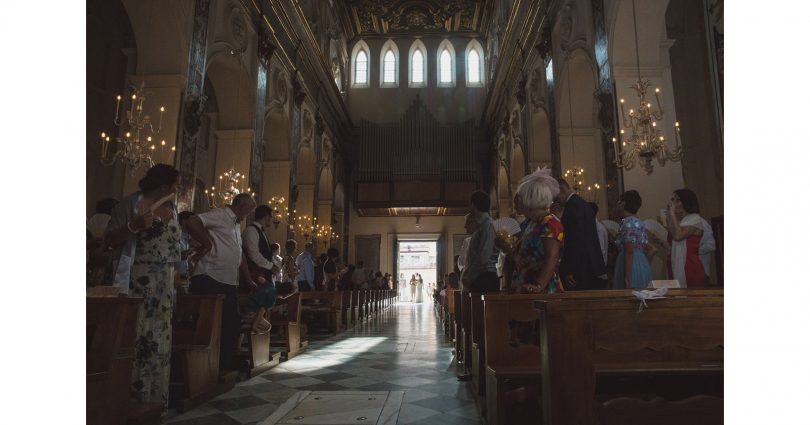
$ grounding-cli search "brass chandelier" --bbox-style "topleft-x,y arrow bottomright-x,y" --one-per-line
99,81 -> 167,173
613,0 -> 683,175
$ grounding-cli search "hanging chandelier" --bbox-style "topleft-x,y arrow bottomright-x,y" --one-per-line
99,81 -> 167,174
613,0 -> 683,175
205,167 -> 253,208
292,215 -> 319,241
268,196 -> 294,229
315,224 -> 339,248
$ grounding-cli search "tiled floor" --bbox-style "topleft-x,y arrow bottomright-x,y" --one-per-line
164,301 -> 483,425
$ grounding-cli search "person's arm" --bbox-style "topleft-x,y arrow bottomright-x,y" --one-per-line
666,208 -> 703,241
185,215 -> 212,264
243,227 -> 274,270
623,241 -> 634,288
529,238 -> 560,292
105,209 -> 153,247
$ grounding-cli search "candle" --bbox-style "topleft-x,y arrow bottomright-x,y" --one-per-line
654,88 -> 663,112
115,95 -> 122,123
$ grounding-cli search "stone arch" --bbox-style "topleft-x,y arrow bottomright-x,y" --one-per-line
557,48 -> 606,208
510,143 -> 526,194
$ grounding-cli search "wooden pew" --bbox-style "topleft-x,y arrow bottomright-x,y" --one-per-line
268,292 -> 308,360
444,287 -> 456,340
468,292 -> 486,398
352,290 -> 361,324
482,289 -> 723,425
359,290 -> 369,321
453,290 -> 463,365
87,297 -> 152,425
460,291 -> 473,373
341,290 -> 353,328
300,291 -> 343,335
170,294 -> 232,412
235,295 -> 281,378
535,294 -> 723,425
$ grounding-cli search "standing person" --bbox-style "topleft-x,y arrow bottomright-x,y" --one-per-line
87,197 -> 120,286
314,253 -> 328,291
338,264 -> 355,290
282,239 -> 299,290
589,202 -> 609,268
353,260 -> 367,289
104,164 -> 181,408
554,179 -> 607,290
295,242 -> 316,291
698,217 -> 716,283
177,211 -> 196,287
665,189 -> 706,287
461,191 -> 500,293
185,193 -> 259,371
416,273 -> 424,302
457,214 -> 477,276
613,191 -> 652,289
242,205 -> 276,286
409,274 -> 418,302
323,248 -> 340,291
512,168 -> 565,293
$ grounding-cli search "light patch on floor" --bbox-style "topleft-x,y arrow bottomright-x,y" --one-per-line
260,391 -> 404,425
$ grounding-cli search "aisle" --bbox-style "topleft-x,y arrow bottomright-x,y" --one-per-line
166,301 -> 482,425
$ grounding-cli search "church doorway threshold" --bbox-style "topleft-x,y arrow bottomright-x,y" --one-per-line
395,241 -> 437,303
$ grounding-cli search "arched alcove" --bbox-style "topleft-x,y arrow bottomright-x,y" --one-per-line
510,143 -> 526,194
557,49 -> 606,209
529,108 -> 553,169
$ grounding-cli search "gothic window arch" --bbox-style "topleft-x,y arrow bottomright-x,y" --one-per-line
379,39 -> 399,87
437,39 -> 456,88
351,40 -> 371,88
465,39 -> 485,87
408,39 -> 428,88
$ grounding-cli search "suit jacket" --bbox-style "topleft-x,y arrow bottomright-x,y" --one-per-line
559,194 -> 606,286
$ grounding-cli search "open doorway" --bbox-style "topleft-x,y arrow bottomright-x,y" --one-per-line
396,241 -> 437,303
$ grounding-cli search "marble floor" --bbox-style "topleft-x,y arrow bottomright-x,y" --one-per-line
165,301 -> 482,425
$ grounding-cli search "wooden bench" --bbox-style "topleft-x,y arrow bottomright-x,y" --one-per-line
444,287 -> 456,340
468,292 -> 486,398
482,289 -> 723,425
453,290 -> 463,365
352,290 -> 361,324
268,292 -> 308,360
300,291 -> 343,334
88,297 -> 157,425
341,290 -> 353,328
535,294 -> 723,425
170,294 -> 232,412
235,294 -> 281,378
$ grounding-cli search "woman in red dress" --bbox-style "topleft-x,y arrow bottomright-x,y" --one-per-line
665,189 -> 705,287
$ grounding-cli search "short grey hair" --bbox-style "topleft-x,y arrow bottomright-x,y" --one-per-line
516,175 -> 557,212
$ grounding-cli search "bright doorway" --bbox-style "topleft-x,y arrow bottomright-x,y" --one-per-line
396,241 -> 437,303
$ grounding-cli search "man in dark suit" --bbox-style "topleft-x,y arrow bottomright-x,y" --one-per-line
554,178 -> 607,290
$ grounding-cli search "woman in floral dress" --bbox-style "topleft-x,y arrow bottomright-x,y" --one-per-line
105,164 -> 180,409
512,168 -> 565,294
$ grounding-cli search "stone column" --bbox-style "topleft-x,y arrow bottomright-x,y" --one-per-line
591,0 -> 621,209
249,26 -> 276,195
176,0 -> 212,212
537,28 -> 562,178
286,75 -> 306,240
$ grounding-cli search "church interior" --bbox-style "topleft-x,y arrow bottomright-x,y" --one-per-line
83,0 -> 727,424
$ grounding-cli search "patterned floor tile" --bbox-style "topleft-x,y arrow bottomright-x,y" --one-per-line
167,412 -> 243,425
208,395 -> 268,412
395,403 -> 441,424
409,395 -> 472,413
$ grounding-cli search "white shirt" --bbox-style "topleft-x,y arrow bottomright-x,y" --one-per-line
295,250 -> 315,284
595,219 -> 608,265
698,217 -> 716,275
458,237 -> 471,271
352,267 -> 367,287
242,223 -> 274,271
193,207 -> 242,286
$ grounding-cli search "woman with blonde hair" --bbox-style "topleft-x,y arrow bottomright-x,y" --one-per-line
512,168 -> 565,293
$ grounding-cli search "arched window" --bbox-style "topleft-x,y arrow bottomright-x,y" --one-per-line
408,39 -> 428,88
465,39 -> 485,87
355,51 -> 368,84
383,50 -> 396,83
412,50 -> 424,83
351,40 -> 371,88
379,40 -> 399,87
436,39 -> 455,87
440,50 -> 452,83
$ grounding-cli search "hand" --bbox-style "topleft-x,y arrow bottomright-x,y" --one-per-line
131,210 -> 154,232
189,248 -> 207,265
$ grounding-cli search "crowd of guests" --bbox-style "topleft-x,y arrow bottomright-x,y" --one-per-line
448,167 -> 717,298
85,163 -> 395,413
87,163 -> 717,413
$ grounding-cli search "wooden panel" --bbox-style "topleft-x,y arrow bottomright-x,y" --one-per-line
393,181 -> 441,202
357,182 -> 391,203
445,181 -> 477,200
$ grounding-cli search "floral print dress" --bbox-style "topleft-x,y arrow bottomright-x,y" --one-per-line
130,215 -> 180,408
514,214 -> 565,293
613,215 -> 652,289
